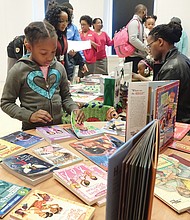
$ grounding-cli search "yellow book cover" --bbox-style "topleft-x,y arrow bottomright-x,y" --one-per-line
0,139 -> 24,162
10,189 -> 95,220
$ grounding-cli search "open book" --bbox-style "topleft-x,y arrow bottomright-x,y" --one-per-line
106,119 -> 160,220
71,111 -> 104,139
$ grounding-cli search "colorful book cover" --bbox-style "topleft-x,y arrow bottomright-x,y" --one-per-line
174,122 -> 190,141
36,125 -> 75,144
0,180 -> 31,218
154,81 -> 179,148
71,111 -> 104,139
154,154 -> 190,213
0,139 -> 24,162
0,131 -> 43,149
168,141 -> 190,154
33,144 -> 83,168
10,189 -> 95,220
70,135 -> 124,171
53,163 -> 107,205
2,153 -> 56,176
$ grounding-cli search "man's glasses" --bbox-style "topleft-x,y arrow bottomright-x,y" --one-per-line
147,39 -> 157,49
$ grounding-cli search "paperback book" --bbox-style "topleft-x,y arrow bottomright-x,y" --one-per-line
174,122 -> 190,141
33,144 -> 83,168
71,111 -> 104,139
53,163 -> 107,205
1,153 -> 58,186
0,139 -> 24,162
0,131 -> 43,149
0,180 -> 31,218
36,125 -> 75,144
106,119 -> 160,220
154,154 -> 190,213
10,189 -> 95,220
70,135 -> 124,171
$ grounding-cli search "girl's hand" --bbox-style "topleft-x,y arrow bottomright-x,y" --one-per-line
73,109 -> 85,124
30,109 -> 52,123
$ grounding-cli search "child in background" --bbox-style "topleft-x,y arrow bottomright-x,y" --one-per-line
1,21 -> 84,131
144,15 -> 157,44
137,58 -> 154,77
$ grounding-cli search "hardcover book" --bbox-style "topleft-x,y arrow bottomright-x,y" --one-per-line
0,180 -> 31,218
0,131 -> 43,149
71,111 -> 104,139
36,125 -> 75,144
33,144 -> 83,168
154,154 -> 190,213
10,189 -> 95,220
70,135 -> 124,171
106,119 -> 160,220
53,163 -> 107,205
1,153 -> 58,186
0,139 -> 24,162
71,93 -> 99,104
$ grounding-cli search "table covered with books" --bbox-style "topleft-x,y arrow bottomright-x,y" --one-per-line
0,122 -> 190,220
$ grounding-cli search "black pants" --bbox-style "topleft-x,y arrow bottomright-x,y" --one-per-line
124,56 -> 143,73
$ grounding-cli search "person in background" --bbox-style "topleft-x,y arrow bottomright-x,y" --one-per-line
170,17 -> 188,56
45,6 -> 85,81
7,35 -> 27,72
79,15 -> 101,76
144,15 -> 157,45
61,2 -> 88,79
0,21 -> 84,131
92,18 -> 113,75
147,22 -> 190,123
124,4 -> 149,81
137,58 -> 153,77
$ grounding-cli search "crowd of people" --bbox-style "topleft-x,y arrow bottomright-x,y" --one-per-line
1,2 -> 190,129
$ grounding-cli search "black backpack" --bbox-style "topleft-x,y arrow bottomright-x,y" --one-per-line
7,35 -> 27,59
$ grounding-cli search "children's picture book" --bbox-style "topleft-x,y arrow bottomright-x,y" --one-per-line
33,144 -> 83,168
0,139 -> 24,162
0,180 -> 31,218
168,140 -> 190,154
154,154 -> 190,213
71,93 -> 99,104
1,153 -> 58,186
174,122 -> 190,141
70,135 -> 124,171
36,125 -> 75,144
106,119 -> 160,220
101,118 -> 125,136
0,131 -> 43,149
53,163 -> 107,205
71,111 -> 104,139
126,80 -> 179,150
10,189 -> 95,220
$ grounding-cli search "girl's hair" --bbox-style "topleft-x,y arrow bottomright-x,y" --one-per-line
24,21 -> 57,45
149,22 -> 182,44
145,15 -> 157,22
80,15 -> 93,27
45,6 -> 71,31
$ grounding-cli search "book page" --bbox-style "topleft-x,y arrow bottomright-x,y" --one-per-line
126,82 -> 149,140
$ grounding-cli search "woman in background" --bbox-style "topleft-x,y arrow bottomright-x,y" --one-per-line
92,18 -> 113,75
79,15 -> 100,76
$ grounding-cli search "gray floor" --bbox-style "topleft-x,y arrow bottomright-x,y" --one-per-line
0,81 -> 21,137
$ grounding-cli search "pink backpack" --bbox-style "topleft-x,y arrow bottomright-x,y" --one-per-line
113,19 -> 140,58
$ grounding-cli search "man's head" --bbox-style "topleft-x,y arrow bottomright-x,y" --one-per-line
135,4 -> 147,22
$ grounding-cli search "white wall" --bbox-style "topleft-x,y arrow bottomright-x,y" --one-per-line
1,0 -> 189,82
154,0 -> 190,57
